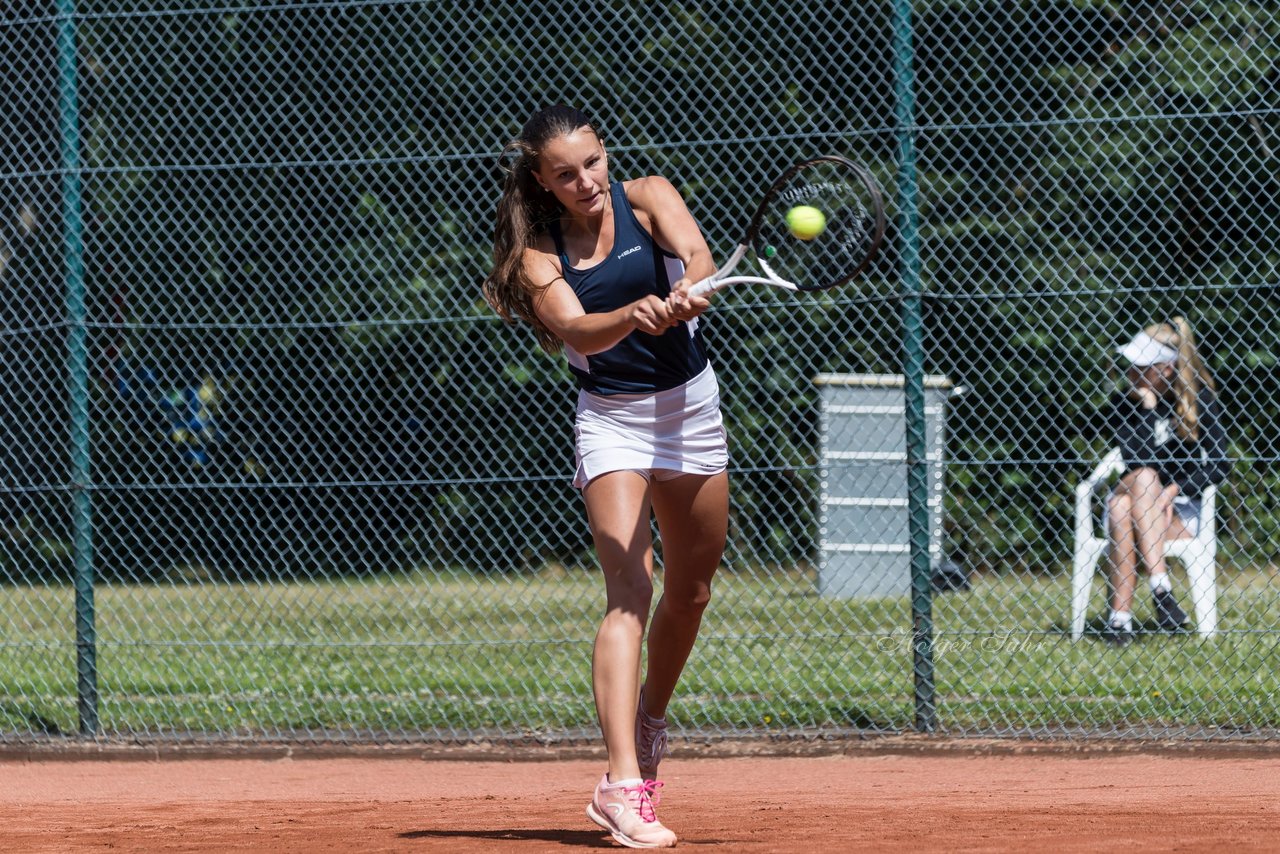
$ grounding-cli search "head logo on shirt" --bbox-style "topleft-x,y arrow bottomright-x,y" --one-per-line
617,245 -> 642,260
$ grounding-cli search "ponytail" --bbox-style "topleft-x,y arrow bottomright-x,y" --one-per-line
482,105 -> 600,354
1146,315 -> 1215,441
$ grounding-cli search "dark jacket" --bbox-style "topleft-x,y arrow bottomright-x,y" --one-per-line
1106,387 -> 1230,500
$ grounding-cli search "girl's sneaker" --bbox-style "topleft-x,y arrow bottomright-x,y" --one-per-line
1154,588 -> 1189,631
586,774 -> 677,849
635,691 -> 669,782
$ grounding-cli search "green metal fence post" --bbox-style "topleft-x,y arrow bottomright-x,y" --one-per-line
891,0 -> 936,733
57,0 -> 98,736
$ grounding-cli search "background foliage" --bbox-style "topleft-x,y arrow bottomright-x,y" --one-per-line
0,0 -> 1276,741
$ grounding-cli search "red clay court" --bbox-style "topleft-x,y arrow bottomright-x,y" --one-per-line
3,745 -> 1277,852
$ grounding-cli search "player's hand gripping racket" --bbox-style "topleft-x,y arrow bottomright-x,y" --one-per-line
688,156 -> 886,298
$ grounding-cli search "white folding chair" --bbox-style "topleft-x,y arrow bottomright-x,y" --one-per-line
1070,448 -> 1218,639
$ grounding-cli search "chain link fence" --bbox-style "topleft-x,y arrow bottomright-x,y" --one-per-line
1,0 -> 1277,745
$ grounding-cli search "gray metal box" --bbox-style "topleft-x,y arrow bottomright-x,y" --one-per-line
816,373 -> 951,598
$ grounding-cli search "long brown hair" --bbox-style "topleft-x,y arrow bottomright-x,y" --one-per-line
481,105 -> 600,354
1146,315 -> 1216,441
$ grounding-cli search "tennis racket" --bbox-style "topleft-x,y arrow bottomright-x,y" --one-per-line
688,156 -> 886,298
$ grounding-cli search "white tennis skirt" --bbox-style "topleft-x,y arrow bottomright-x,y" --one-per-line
573,363 -> 729,489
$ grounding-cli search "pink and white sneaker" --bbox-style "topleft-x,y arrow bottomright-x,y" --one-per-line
586,774 -> 677,849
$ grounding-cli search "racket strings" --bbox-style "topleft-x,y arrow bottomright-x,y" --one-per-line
753,160 -> 885,292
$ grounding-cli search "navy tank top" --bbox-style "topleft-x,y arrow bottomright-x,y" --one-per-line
550,180 -> 709,395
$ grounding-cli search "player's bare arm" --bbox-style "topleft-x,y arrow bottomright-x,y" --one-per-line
524,246 -> 672,354
626,176 -> 715,319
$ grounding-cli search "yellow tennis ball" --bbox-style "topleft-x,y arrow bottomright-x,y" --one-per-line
785,205 -> 826,240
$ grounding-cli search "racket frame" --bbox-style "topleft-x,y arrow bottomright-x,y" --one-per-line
688,156 -> 885,298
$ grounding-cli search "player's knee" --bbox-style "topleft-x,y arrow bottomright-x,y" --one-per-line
612,575 -> 655,613
663,584 -> 712,619
1129,466 -> 1162,497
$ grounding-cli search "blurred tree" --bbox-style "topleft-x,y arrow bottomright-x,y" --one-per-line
6,0 -> 1271,582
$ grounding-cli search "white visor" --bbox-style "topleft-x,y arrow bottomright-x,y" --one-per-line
1117,331 -> 1178,366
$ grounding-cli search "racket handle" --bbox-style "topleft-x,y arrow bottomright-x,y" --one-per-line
687,277 -> 723,298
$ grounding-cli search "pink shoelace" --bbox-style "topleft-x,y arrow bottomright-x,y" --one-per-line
623,779 -> 664,822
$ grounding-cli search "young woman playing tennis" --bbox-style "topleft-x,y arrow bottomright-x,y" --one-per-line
483,104 -> 728,849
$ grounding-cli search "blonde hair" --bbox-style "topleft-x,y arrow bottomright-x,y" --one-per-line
1145,315 -> 1216,441
481,105 -> 599,354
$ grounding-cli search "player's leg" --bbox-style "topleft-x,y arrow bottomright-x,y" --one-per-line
1151,482 -> 1192,629
1128,468 -> 1190,629
1129,466 -> 1171,579
1106,488 -> 1138,616
643,470 -> 729,718
1106,475 -> 1143,645
581,471 -> 678,848
582,469 -> 654,783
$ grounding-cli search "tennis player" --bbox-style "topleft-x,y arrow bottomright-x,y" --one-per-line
483,104 -> 727,848
1102,316 -> 1229,647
